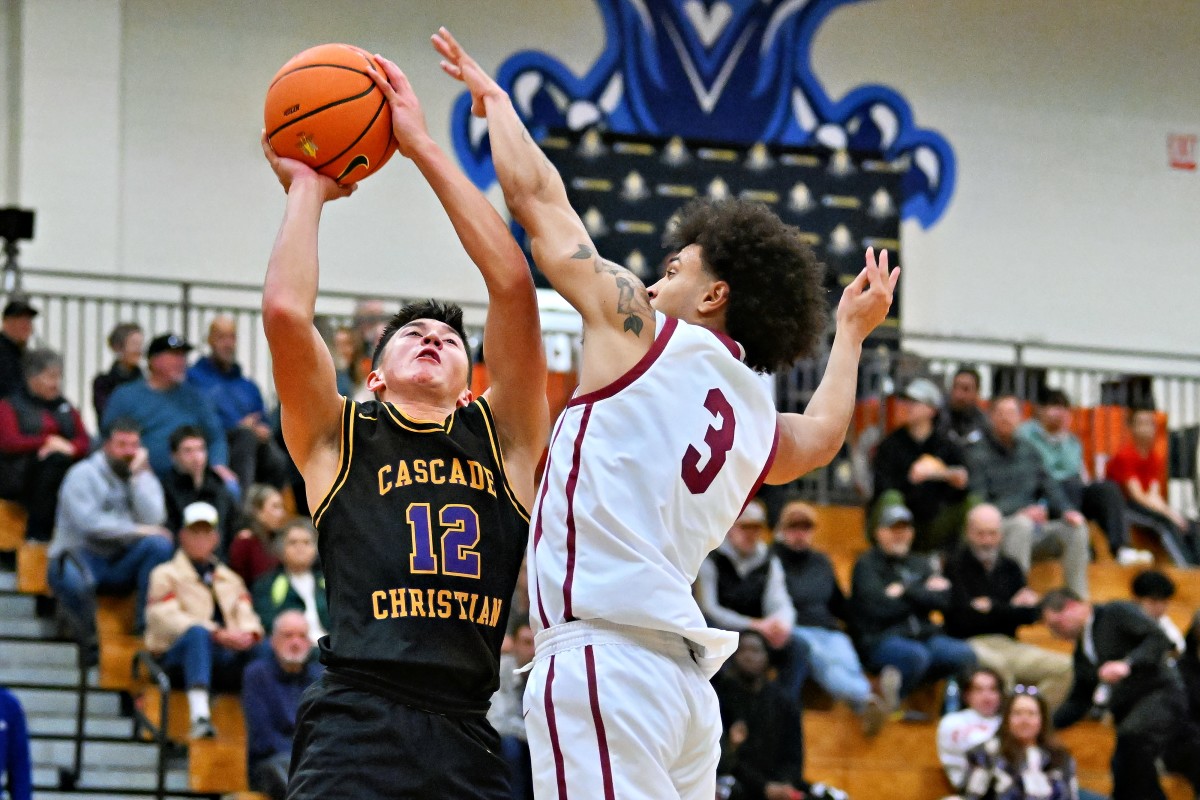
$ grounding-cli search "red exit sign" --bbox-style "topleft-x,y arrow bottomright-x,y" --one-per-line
1169,133 -> 1197,170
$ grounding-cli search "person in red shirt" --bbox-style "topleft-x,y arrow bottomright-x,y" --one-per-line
227,483 -> 286,586
1106,408 -> 1199,565
0,349 -> 91,541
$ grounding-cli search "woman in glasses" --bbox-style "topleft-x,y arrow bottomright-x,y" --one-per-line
959,687 -> 1078,800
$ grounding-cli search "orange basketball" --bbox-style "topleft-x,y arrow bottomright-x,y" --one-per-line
264,43 -> 397,184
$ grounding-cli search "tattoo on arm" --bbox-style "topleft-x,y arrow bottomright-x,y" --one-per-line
571,245 -> 653,337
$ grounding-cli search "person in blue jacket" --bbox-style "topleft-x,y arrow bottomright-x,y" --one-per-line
0,687 -> 32,800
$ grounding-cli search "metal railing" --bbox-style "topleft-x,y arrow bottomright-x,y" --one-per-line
132,650 -> 173,800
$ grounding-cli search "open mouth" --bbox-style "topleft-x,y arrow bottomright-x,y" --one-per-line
416,347 -> 441,364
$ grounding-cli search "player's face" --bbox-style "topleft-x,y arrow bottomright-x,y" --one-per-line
370,319 -> 470,407
646,245 -> 722,323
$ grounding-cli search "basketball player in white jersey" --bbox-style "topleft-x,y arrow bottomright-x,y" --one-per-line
436,28 -> 898,800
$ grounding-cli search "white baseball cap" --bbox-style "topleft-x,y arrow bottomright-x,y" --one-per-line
182,501 -> 219,529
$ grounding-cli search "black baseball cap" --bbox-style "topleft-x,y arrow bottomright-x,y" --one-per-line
146,333 -> 193,357
2,298 -> 38,318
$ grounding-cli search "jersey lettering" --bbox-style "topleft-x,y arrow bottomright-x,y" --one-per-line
406,501 -> 483,579
681,387 -> 737,494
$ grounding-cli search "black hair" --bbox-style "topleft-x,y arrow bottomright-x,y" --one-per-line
168,424 -> 206,453
1040,388 -> 1071,407
1131,569 -> 1176,600
106,417 -> 141,437
664,198 -> 827,373
371,300 -> 470,371
954,366 -> 981,389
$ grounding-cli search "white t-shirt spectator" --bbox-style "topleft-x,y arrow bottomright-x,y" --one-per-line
937,707 -> 1001,789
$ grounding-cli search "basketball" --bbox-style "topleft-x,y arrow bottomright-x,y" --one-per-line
264,43 -> 397,184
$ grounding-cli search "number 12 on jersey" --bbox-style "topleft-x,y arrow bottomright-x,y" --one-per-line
406,503 -> 482,579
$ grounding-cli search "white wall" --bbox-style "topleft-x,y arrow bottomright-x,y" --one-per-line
0,0 -> 13,204
9,0 -> 1200,354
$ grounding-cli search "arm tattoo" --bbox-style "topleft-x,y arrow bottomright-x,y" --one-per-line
571,244 -> 652,337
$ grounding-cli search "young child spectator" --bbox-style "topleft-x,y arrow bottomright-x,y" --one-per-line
959,690 -> 1078,800
252,520 -> 327,645
227,484 -> 286,587
92,322 -> 144,421
47,419 -> 173,659
0,686 -> 31,800
488,616 -> 534,800
1130,569 -> 1186,655
937,667 -> 1004,791
0,349 -> 90,541
241,610 -> 322,800
1106,407 -> 1200,565
714,631 -> 806,800
772,498 -> 885,735
161,425 -> 240,551
145,501 -> 264,738
850,503 -> 977,715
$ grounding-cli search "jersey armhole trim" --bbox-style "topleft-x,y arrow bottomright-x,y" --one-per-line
475,396 -> 532,523
312,397 -> 356,527
568,315 -> 678,408
740,416 -> 780,514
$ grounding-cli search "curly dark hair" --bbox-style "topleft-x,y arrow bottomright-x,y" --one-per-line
371,299 -> 470,370
663,198 -> 828,372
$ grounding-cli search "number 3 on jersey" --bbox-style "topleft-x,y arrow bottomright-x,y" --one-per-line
681,388 -> 736,494
406,503 -> 482,578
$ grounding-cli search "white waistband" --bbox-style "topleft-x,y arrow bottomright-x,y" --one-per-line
533,619 -> 694,663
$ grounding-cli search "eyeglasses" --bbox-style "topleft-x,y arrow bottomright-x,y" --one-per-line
1013,684 -> 1039,697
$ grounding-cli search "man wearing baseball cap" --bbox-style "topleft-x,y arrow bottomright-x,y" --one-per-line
145,501 -> 264,738
101,333 -> 235,487
0,296 -> 37,398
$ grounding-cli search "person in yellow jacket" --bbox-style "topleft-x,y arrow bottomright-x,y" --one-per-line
145,501 -> 264,738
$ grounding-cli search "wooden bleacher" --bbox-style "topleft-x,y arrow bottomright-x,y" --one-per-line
803,504 -> 1195,799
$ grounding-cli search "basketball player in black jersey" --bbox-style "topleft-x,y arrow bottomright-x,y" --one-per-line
261,57 -> 549,799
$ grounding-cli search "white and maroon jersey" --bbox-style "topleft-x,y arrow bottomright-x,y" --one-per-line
528,312 -> 779,675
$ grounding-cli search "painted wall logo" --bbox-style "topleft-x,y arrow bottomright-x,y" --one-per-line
449,0 -> 955,227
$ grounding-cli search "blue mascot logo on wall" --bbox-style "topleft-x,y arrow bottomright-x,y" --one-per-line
449,0 -> 954,227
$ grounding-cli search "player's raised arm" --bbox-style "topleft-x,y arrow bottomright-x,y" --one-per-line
260,134 -> 353,501
767,247 -> 900,483
433,28 -> 654,386
367,56 -> 549,508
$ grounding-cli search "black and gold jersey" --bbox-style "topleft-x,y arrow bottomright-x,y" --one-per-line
312,396 -> 529,715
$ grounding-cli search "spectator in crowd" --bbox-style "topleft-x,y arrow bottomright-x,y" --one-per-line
162,425 -> 240,551
714,630 -> 806,800
0,686 -> 31,800
1180,610 -> 1200,721
0,349 -> 90,541
959,690 -> 1078,800
146,501 -> 264,739
352,298 -> 389,356
1019,389 -> 1150,566
944,504 -> 1072,708
850,503 -> 977,714
188,316 -> 288,491
1130,569 -> 1185,655
1106,407 -> 1200,566
332,326 -> 371,402
695,499 -> 807,702
965,396 -> 1090,598
228,484 -> 286,587
488,616 -> 534,800
252,519 -> 327,645
0,298 -> 37,399
47,419 -> 173,660
942,367 -> 989,449
937,667 -> 1005,791
1043,587 -> 1200,799
92,322 -> 144,421
772,498 -> 885,735
241,610 -> 322,800
872,378 -> 972,553
102,333 -> 234,486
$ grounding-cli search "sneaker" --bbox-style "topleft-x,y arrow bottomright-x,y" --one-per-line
879,665 -> 902,714
860,694 -> 887,738
188,717 -> 216,740
1116,547 -> 1154,566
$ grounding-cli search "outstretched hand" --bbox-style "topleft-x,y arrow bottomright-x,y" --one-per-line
260,131 -> 356,200
432,26 -> 507,118
366,55 -> 431,158
836,247 -> 899,344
